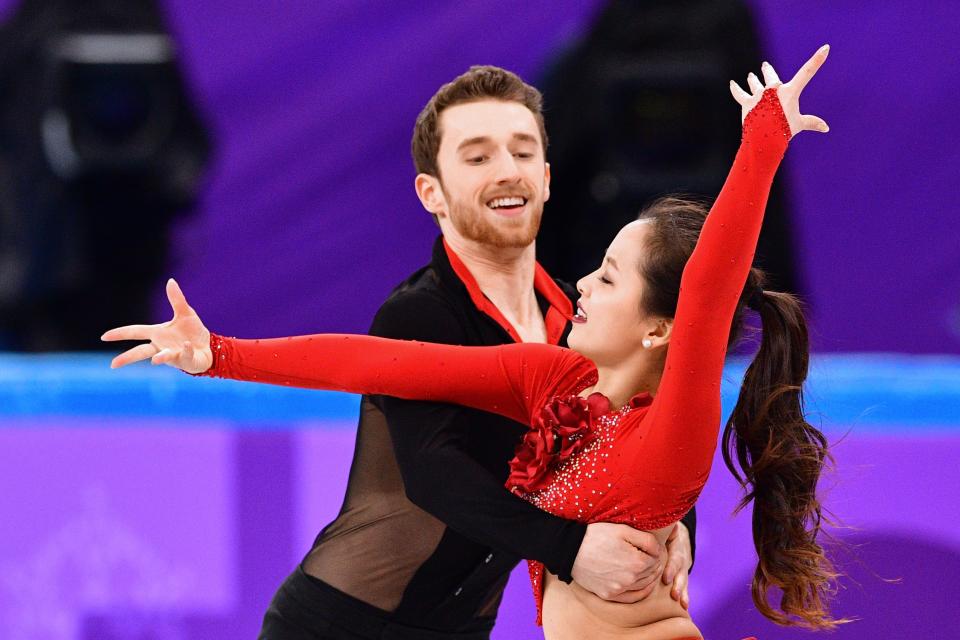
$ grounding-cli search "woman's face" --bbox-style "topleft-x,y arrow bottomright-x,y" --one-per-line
568,220 -> 661,366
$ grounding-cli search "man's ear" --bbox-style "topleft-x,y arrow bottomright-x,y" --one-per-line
415,173 -> 446,218
543,162 -> 551,202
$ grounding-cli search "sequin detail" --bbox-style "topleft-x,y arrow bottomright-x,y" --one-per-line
519,402 -> 634,517
516,390 -> 701,625
743,88 -> 792,141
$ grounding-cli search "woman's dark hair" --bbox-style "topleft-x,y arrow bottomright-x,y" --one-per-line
637,196 -> 843,629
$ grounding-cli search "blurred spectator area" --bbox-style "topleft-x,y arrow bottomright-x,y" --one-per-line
0,0 -> 210,351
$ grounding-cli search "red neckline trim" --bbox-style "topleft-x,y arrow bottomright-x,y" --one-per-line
442,238 -> 573,345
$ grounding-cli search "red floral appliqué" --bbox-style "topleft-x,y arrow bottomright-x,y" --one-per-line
507,392 -> 612,494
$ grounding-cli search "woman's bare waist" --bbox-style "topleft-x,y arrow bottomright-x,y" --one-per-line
542,573 -> 701,639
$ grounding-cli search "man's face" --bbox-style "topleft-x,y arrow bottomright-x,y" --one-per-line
432,100 -> 550,248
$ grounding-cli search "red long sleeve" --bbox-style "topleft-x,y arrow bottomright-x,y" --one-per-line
639,89 -> 791,485
202,333 -> 595,428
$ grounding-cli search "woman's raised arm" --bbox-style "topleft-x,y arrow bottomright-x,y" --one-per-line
645,46 -> 830,476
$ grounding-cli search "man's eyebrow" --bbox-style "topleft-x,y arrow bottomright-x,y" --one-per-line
456,132 -> 539,152
605,255 -> 619,270
456,136 -> 491,152
512,132 -> 539,145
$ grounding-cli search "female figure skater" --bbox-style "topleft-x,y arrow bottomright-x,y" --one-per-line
104,46 -> 839,638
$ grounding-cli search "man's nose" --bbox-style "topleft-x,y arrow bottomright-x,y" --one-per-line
493,152 -> 521,183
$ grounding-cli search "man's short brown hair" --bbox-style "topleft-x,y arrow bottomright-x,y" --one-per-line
411,65 -> 548,178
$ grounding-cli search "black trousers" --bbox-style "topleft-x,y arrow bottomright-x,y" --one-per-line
258,566 -> 494,640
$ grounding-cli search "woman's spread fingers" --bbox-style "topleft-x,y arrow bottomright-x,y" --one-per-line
151,347 -> 178,365
729,80 -> 752,104
101,325 -> 155,342
761,61 -> 781,86
790,44 -> 829,92
747,72 -> 764,94
166,278 -> 192,317
111,343 -> 158,369
800,114 -> 829,132
182,341 -> 198,368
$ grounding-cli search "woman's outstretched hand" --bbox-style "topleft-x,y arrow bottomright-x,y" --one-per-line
730,44 -> 830,137
101,278 -> 213,374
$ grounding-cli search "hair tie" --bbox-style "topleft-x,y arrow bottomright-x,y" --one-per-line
747,286 -> 765,310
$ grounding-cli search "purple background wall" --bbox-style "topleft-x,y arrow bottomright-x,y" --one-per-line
744,1 -> 960,353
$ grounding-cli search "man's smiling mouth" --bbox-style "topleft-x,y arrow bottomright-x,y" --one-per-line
486,196 -> 527,211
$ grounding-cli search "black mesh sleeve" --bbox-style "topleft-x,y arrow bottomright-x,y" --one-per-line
369,290 -> 587,582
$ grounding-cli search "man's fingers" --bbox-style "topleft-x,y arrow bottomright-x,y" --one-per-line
747,72 -> 764,95
111,343 -> 158,369
166,278 -> 192,317
800,114 -> 829,133
673,569 -> 689,600
729,80 -> 752,105
620,527 -> 662,559
101,324 -> 156,342
663,522 -> 691,586
605,584 -> 655,604
662,556 -> 680,585
624,571 -> 657,593
760,61 -> 781,86
789,44 -> 829,93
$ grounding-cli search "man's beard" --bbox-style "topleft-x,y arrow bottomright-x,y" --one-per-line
446,196 -> 543,249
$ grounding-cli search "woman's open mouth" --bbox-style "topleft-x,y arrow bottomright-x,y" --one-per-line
572,301 -> 588,324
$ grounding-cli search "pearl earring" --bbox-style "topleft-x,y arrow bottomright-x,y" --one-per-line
642,339 -> 653,349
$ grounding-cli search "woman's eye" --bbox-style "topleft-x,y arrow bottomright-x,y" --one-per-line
514,152 -> 533,159
599,275 -> 612,285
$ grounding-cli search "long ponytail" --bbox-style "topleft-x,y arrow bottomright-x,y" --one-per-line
722,286 -> 842,629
